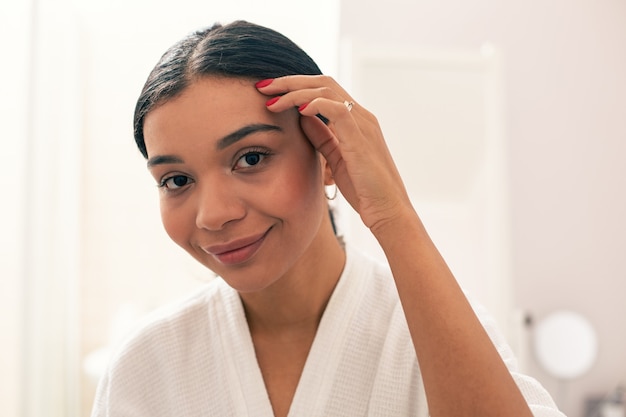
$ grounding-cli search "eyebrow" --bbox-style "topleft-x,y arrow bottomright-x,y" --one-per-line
216,123 -> 282,150
147,155 -> 184,168
147,123 -> 282,168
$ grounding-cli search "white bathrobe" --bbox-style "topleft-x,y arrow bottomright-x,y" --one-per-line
91,246 -> 566,417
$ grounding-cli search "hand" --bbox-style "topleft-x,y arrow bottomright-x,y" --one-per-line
256,75 -> 414,232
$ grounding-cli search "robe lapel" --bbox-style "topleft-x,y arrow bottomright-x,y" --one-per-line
216,283 -> 275,417
214,247 -> 370,417
287,248 -> 370,416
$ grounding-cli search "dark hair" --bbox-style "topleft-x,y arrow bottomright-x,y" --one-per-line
133,20 -> 323,159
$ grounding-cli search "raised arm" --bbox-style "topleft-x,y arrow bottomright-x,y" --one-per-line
258,74 -> 536,417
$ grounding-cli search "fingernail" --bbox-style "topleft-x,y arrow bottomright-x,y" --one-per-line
266,96 -> 280,106
255,79 -> 274,88
298,103 -> 309,112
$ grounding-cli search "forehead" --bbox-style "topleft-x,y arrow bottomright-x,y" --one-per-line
143,77 -> 281,156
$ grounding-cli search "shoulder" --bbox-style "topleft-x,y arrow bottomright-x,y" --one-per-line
104,278 -> 229,377
91,279 -> 238,415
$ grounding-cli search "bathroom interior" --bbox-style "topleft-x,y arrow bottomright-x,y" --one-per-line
1,1 -> 625,417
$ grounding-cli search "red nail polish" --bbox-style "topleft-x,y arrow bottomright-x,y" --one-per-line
255,79 -> 274,88
266,96 -> 280,106
298,103 -> 309,112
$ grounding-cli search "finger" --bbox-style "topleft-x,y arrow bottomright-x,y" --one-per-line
255,75 -> 350,97
256,75 -> 356,114
297,97 -> 358,130
299,114 -> 341,163
263,86 -> 347,113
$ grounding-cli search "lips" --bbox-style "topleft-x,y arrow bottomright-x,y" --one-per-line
203,228 -> 270,266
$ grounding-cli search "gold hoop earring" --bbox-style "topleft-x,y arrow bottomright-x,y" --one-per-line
325,184 -> 338,200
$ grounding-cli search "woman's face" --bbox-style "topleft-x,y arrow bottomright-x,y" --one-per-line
143,77 -> 333,292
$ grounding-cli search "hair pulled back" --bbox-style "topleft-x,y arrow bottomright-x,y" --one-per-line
133,20 -> 323,158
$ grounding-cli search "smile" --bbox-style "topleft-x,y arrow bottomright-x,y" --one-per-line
203,228 -> 271,266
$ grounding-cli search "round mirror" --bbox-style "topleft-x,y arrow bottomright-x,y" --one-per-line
533,310 -> 598,380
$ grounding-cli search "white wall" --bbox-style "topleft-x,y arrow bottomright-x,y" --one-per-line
338,42 -> 515,339
0,1 -> 32,416
4,1 -> 85,415
339,1 -> 626,417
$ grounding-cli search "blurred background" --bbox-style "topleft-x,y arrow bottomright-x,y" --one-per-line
1,1 -> 624,417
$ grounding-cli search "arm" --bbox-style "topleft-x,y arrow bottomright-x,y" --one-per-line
372,206 -> 534,416
258,75 -> 537,416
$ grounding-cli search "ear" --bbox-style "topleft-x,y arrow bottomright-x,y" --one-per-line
319,154 -> 334,186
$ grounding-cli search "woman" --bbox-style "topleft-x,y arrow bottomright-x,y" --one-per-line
92,20 -> 565,417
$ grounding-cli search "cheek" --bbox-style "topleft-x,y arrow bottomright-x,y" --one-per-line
159,200 -> 193,249
274,153 -> 326,219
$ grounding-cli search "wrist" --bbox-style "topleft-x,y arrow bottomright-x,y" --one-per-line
369,204 -> 425,247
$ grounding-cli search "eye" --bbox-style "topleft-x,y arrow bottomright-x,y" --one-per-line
159,174 -> 192,190
234,149 -> 271,170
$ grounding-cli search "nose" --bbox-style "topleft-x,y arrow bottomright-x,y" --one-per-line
195,179 -> 246,231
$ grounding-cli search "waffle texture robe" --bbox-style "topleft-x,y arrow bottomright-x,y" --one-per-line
91,246 -> 566,417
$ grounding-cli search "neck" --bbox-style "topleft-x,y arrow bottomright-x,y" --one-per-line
240,236 -> 346,337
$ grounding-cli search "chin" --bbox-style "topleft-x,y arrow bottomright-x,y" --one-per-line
207,261 -> 283,293
221,274 -> 279,294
